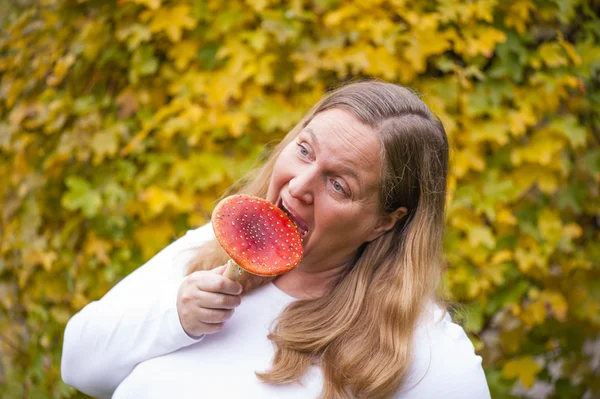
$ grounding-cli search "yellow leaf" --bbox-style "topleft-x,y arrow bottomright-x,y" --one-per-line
180,103 -> 204,124
502,356 -> 542,388
116,23 -> 152,50
224,110 -> 251,137
562,258 -> 592,274
46,53 -> 76,87
455,26 -> 506,58
508,106 -> 537,136
246,0 -> 269,13
254,53 -> 278,85
404,15 -> 452,72
120,0 -> 161,10
513,165 -> 558,194
441,0 -> 496,23
91,127 -> 120,165
515,246 -> 545,274
142,5 -> 196,42
160,116 -> 191,139
454,145 -> 486,177
558,33 -> 581,65
321,46 -> 370,77
504,0 -> 534,34
23,250 -> 57,272
292,50 -> 320,84
522,299 -> 546,327
84,233 -> 111,266
540,290 -> 568,321
167,40 -> 200,71
133,220 -> 175,260
29,273 -> 68,302
140,186 -> 182,216
511,131 -> 565,166
323,4 -> 359,27
538,42 -> 568,68
470,0 -> 495,22
467,279 -> 483,298
562,223 -> 582,239
364,46 -> 402,81
188,212 -> 209,228
448,207 -> 480,232
448,265 -> 473,284
500,328 -> 525,354
437,0 -> 472,23
468,225 -> 496,249
484,263 -> 507,286
80,20 -> 106,60
491,249 -> 512,264
50,306 -> 72,324
538,209 -> 562,244
3,77 -> 26,108
470,120 -> 510,145
116,87 -> 140,119
357,17 -> 395,46
496,209 -> 517,225
70,292 -> 89,310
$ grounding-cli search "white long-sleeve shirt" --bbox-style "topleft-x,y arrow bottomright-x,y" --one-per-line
61,223 -> 491,399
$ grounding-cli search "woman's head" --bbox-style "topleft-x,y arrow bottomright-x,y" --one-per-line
266,107 -> 403,272
264,81 -> 449,272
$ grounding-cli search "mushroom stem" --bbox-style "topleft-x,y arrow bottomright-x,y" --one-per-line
224,259 -> 244,281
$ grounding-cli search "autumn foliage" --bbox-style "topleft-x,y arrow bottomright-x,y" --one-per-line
1,0 -> 599,397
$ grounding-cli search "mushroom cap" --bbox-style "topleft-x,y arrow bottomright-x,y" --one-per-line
212,195 -> 304,276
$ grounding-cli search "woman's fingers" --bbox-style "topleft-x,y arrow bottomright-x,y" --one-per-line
196,307 -> 235,324
195,271 -> 243,295
176,269 -> 242,338
196,290 -> 241,309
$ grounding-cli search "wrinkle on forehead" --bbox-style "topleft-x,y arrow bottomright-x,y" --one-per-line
306,109 -> 382,194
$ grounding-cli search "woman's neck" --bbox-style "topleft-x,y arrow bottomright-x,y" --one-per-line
273,262 -> 349,300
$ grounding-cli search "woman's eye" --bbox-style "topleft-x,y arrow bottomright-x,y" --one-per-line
331,180 -> 346,194
297,143 -> 309,157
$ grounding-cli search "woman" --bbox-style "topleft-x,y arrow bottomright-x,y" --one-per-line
61,81 -> 490,398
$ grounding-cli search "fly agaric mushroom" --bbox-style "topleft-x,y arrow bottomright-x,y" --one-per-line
212,195 -> 304,281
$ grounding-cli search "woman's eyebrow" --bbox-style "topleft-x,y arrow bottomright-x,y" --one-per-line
304,127 -> 319,146
303,127 -> 360,185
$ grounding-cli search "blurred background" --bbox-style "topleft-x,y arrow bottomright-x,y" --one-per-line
0,0 -> 599,397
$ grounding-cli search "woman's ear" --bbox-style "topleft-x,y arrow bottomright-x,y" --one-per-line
367,207 -> 408,242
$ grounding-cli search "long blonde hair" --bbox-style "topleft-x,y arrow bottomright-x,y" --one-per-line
187,81 -> 449,398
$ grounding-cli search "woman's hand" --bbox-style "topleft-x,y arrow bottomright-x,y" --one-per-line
176,265 -> 243,338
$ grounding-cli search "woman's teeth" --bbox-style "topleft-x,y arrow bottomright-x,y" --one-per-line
280,204 -> 308,237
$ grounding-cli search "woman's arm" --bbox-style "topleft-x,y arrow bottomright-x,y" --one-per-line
61,224 -> 214,399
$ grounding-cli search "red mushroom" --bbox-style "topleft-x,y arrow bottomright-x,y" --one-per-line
212,195 -> 304,281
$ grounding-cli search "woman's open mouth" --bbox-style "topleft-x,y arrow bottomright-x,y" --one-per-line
277,198 -> 309,238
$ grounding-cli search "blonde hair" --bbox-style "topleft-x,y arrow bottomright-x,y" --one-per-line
186,81 -> 449,398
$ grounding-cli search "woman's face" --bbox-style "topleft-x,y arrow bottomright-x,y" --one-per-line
267,108 -> 396,270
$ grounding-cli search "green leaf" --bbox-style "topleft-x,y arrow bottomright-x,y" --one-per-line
550,115 -> 587,148
454,302 -> 484,333
61,176 -> 102,217
486,279 -> 529,315
583,148 -> 600,175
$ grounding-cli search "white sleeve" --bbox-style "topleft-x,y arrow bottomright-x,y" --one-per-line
61,223 -> 215,399
396,309 -> 491,398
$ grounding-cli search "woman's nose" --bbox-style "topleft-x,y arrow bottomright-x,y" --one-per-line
288,169 -> 315,205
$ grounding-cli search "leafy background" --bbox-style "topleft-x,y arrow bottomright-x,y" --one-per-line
1,0 -> 599,397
